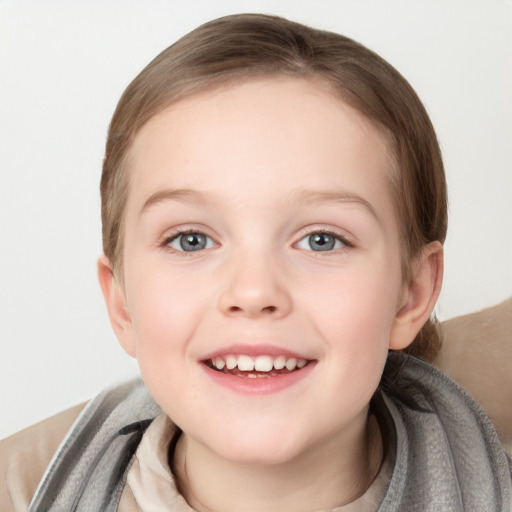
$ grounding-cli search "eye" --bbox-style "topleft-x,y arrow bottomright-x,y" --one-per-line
296,232 -> 346,252
167,231 -> 216,252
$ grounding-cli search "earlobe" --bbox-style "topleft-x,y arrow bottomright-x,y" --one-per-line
389,242 -> 444,350
97,255 -> 137,358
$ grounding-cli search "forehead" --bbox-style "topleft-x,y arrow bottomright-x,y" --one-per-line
124,77 -> 396,223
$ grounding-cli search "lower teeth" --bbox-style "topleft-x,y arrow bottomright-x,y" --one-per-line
226,369 -> 290,378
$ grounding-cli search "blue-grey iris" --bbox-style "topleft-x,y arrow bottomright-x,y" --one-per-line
309,233 -> 336,251
180,233 -> 207,251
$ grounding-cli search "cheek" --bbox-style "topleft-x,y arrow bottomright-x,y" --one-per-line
125,261 -> 206,357
307,260 -> 400,334
125,270 -> 206,415
303,259 -> 401,389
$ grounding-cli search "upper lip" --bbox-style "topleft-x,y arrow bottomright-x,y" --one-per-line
200,343 -> 314,362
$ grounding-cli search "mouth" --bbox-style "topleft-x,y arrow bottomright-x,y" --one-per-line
203,354 -> 312,378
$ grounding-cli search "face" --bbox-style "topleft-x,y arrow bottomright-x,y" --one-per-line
117,78 -> 409,465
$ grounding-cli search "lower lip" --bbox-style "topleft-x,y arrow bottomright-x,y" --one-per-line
201,362 -> 315,395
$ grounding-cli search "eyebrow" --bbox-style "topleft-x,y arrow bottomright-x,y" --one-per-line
284,189 -> 380,222
140,188 -> 213,214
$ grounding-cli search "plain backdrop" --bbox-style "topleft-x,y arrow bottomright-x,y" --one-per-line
1,0 -> 511,439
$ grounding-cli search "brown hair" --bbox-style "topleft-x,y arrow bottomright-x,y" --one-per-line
101,13 -> 447,361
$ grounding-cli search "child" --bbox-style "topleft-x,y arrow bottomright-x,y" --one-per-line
2,13 -> 511,512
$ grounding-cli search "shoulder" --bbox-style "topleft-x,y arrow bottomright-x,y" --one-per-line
0,403 -> 86,511
434,297 -> 512,453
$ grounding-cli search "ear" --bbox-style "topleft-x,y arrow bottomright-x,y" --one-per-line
97,255 -> 137,358
389,242 -> 444,350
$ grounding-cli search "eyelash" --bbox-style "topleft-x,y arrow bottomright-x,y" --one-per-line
161,227 -> 353,256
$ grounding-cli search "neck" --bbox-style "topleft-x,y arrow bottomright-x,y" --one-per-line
172,410 -> 383,512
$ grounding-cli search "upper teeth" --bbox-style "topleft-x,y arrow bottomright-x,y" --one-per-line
212,355 -> 308,372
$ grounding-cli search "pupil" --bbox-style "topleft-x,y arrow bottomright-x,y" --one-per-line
309,233 -> 335,251
180,233 -> 206,251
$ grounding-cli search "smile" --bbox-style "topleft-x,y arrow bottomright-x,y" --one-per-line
205,354 -> 310,378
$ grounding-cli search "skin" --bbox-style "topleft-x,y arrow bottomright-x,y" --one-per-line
99,77 -> 443,511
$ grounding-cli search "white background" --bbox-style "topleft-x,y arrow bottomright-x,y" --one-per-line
1,0 -> 511,439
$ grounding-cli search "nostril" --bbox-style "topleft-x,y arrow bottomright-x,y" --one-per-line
226,305 -> 277,315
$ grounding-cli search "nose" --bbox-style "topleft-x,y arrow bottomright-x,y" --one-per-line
217,254 -> 292,319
